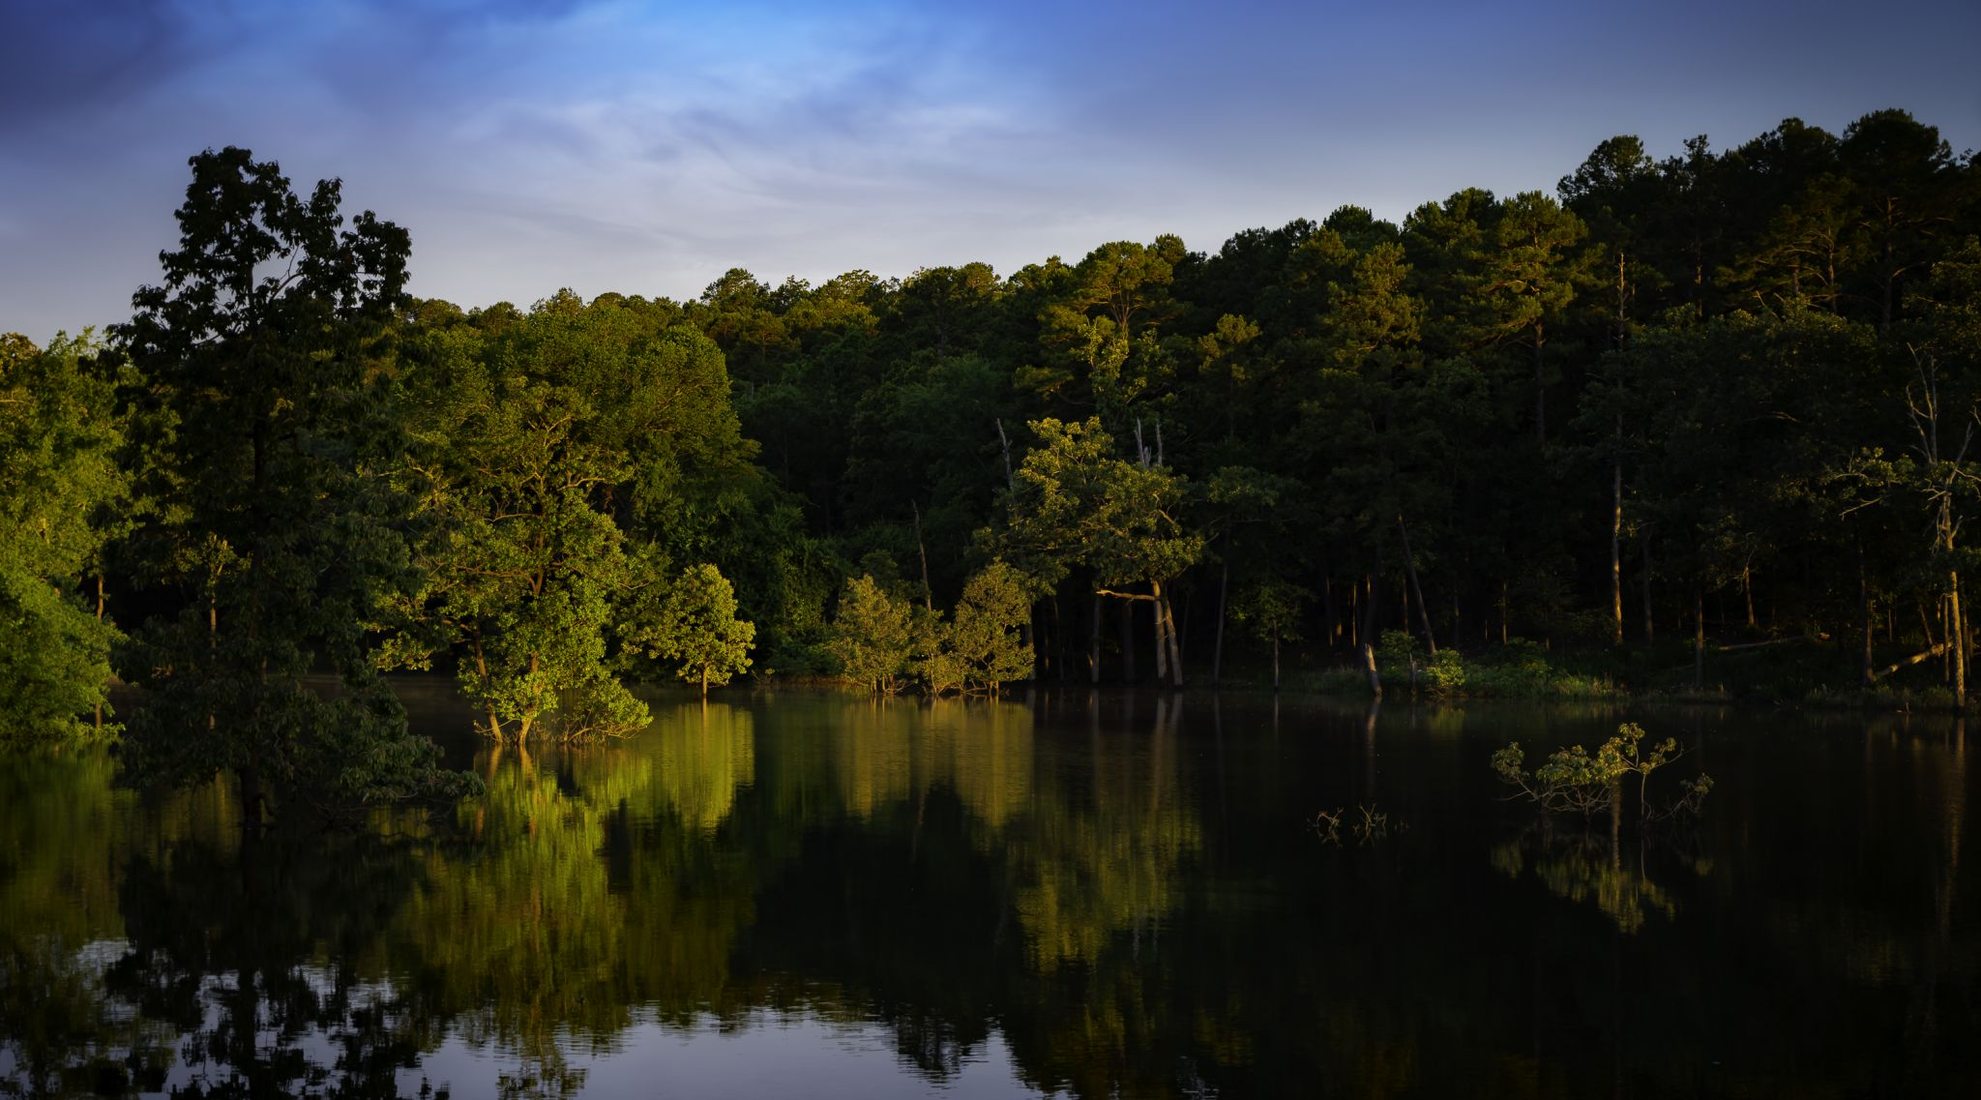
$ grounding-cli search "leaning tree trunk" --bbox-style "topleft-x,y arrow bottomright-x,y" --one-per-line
1360,643 -> 1382,698
1397,515 -> 1436,655
1161,589 -> 1185,687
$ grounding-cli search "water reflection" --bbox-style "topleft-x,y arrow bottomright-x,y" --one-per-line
0,691 -> 1977,1096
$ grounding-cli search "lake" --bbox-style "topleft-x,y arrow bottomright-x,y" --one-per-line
1,684 -> 1975,1097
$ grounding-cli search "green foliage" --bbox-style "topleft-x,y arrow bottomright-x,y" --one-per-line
1001,417 -> 1203,589
111,147 -> 465,816
949,561 -> 1036,692
627,562 -> 756,696
1492,722 -> 1711,821
0,333 -> 127,746
1425,649 -> 1467,697
827,574 -> 915,694
1374,628 -> 1421,682
386,296 -> 756,739
1234,580 -> 1308,647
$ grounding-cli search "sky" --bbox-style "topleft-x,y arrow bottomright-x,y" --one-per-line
3,0 -> 1978,342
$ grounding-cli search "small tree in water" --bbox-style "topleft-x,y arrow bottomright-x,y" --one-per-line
1492,722 -> 1712,824
828,575 -> 915,695
627,563 -> 755,698
1233,580 -> 1307,690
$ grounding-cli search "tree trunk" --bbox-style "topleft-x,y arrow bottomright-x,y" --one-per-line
1360,571 -> 1382,656
1321,569 -> 1338,647
1952,568 -> 1967,708
1360,643 -> 1382,698
1053,593 -> 1066,683
1743,563 -> 1757,630
1347,575 -> 1360,649
1641,540 -> 1655,643
1213,561 -> 1228,687
94,573 -> 106,732
473,630 -> 503,741
1611,436 -> 1624,646
1089,591 -> 1102,685
1120,595 -> 1137,683
1272,636 -> 1281,691
912,499 -> 933,612
1150,585 -> 1169,684
238,765 -> 264,836
1860,544 -> 1875,688
1694,584 -> 1706,692
1397,515 -> 1436,655
1533,321 -> 1547,446
1161,590 -> 1185,687
995,419 -> 1014,491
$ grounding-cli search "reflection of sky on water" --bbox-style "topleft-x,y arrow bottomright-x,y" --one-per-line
403,1012 -> 1040,1098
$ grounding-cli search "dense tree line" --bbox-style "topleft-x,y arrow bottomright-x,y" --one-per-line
1,109 -> 1978,812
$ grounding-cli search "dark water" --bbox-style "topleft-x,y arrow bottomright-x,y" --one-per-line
1,685 -> 1976,1098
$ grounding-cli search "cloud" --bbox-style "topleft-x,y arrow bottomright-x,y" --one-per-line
1,0 -> 1977,341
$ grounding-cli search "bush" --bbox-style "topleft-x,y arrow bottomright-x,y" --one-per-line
1492,722 -> 1711,823
1425,649 -> 1466,697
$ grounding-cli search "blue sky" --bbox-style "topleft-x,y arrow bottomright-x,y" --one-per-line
3,0 -> 1977,341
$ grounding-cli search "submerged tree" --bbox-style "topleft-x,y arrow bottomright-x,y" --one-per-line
626,562 -> 756,698
828,574 -> 916,694
112,147 -> 465,821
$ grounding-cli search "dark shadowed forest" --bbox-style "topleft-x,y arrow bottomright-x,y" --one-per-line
3,108 -> 1979,814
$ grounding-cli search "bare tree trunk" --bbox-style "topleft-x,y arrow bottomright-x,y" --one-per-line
1053,593 -> 1066,683
1162,591 -> 1185,687
1952,568 -> 1967,708
1861,544 -> 1875,688
95,573 -> 106,732
1347,576 -> 1360,649
1611,434 -> 1624,646
1089,591 -> 1102,685
1321,570 -> 1338,647
1361,571 -> 1382,656
1397,515 -> 1436,655
1212,562 -> 1228,687
1694,584 -> 1706,692
1533,321 -> 1547,446
1641,540 -> 1655,643
995,419 -> 1014,491
1150,585 -> 1169,684
1743,563 -> 1757,630
1119,595 -> 1136,684
1360,643 -> 1382,697
911,499 -> 933,612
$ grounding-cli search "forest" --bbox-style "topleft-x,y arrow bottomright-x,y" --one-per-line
2,108 -> 1978,815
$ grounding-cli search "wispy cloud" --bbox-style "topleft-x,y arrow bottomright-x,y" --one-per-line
1,0 -> 1975,339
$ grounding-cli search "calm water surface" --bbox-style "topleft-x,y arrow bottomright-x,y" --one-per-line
1,685 -> 1975,1097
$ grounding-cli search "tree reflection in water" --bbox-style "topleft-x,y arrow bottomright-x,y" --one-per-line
2,692 -> 1978,1097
